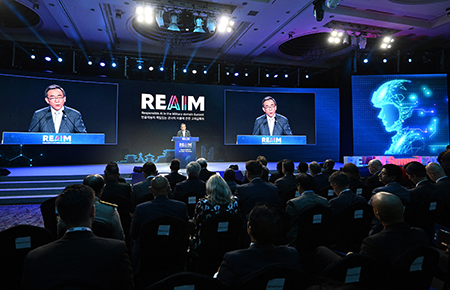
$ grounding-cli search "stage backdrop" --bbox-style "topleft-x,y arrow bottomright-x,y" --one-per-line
0,70 -> 340,166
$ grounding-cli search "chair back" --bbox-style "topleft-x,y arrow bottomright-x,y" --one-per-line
0,225 -> 55,289
92,221 -> 114,239
101,195 -> 132,239
236,264 -> 310,290
40,196 -> 58,236
146,272 -> 227,290
409,197 -> 445,240
178,191 -> 204,218
350,184 -> 372,202
318,186 -> 336,201
295,205 -> 334,252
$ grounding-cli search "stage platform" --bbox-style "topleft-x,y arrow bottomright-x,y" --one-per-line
0,161 -> 346,205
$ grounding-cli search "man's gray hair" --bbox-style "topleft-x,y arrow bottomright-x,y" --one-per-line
196,158 -> 207,168
186,161 -> 201,178
309,161 -> 322,175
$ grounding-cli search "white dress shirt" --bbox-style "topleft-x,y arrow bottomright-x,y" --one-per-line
51,106 -> 64,133
267,116 -> 275,135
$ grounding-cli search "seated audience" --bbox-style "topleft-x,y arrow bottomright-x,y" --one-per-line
404,161 -> 435,206
269,160 -> 284,183
342,163 -> 364,189
274,159 -> 297,208
322,159 -> 337,176
217,203 -> 301,287
197,158 -> 216,182
21,184 -> 133,290
101,162 -> 132,205
328,171 -> 366,215
365,159 -> 384,192
309,161 -> 330,194
192,175 -> 240,248
316,192 -> 429,269
173,161 -> 206,200
426,162 -> 450,202
370,164 -> 410,206
242,156 -> 268,184
224,168 -> 238,193
235,160 -> 279,217
297,161 -> 309,175
131,162 -> 157,211
165,158 -> 187,190
261,165 -> 270,182
286,173 -> 328,246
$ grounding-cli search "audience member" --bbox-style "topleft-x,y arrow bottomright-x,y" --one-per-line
437,145 -> 450,165
309,161 -> 330,194
130,176 -> 188,273
426,162 -> 450,202
370,164 -> 410,205
365,159 -> 384,192
328,171 -> 366,215
192,175 -> 240,248
173,161 -> 206,200
256,155 -> 268,166
286,173 -> 328,246
217,203 -> 301,287
297,161 -> 309,175
131,162 -> 157,211
269,160 -> 284,183
165,159 -> 187,190
322,159 -> 337,176
235,160 -> 279,217
316,192 -> 429,270
404,161 -> 435,206
197,158 -> 216,182
274,159 -> 297,208
21,184 -> 133,290
261,165 -> 270,182
101,162 -> 132,204
342,163 -> 364,189
224,168 -> 238,193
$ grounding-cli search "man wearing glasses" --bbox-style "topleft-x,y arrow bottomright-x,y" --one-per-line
252,96 -> 292,135
29,84 -> 87,133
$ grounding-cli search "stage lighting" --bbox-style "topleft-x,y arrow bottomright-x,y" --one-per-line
274,74 -> 278,78
226,72 -> 230,76
45,56 -> 51,62
156,9 -> 165,28
203,70 -> 207,74
183,68 -> 187,73
149,66 -> 154,71
100,62 -> 106,67
325,0 -> 340,9
313,0 -> 325,22
342,33 -> 349,45
218,16 -> 230,32
159,66 -> 164,71
409,58 -> 413,63
57,57 -> 63,63
137,64 -> 143,70
284,74 -> 288,78
145,6 -> 153,23
168,13 -> 180,31
88,60 -> 93,65
30,54 -> 36,59
358,35 -> 367,50
182,12 -> 193,31
305,74 -> 309,79
245,72 -> 249,77
383,58 -> 387,63
206,15 -> 217,34
234,72 -> 239,77
192,69 -> 197,74
111,62 -> 117,68
193,17 -> 205,33
363,58 -> 369,63
266,73 -> 269,78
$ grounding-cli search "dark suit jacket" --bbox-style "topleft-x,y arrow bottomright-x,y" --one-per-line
434,177 -> 450,202
198,168 -> 216,182
364,171 -> 384,192
252,113 -> 292,135
131,177 -> 154,211
409,180 -> 436,207
176,129 -> 191,137
165,171 -> 187,189
103,180 -> 132,201
361,221 -> 429,263
371,182 -> 411,205
269,172 -> 283,183
313,173 -> 330,194
29,106 -> 87,133
21,231 -> 133,290
217,243 -> 301,287
274,173 -> 297,208
328,189 -> 366,215
173,177 -> 207,200
235,178 -> 279,217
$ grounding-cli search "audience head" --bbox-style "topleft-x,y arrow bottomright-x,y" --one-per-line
142,161 -> 158,178
224,168 -> 236,182
150,175 -> 170,197
197,158 -> 208,169
256,155 -> 268,166
247,203 -> 281,245
404,161 -> 427,184
295,173 -> 315,192
297,162 -> 308,174
309,161 -> 322,176
83,174 -> 104,198
328,171 -> 350,194
206,175 -> 233,205
372,192 -> 404,226
261,166 -> 269,182
342,163 -> 361,181
276,160 -> 283,174
323,159 -> 335,171
228,164 -> 239,171
379,164 -> 403,184
282,159 -> 295,175
104,162 -> 120,180
246,160 -> 263,180
56,184 -> 95,228
447,145 -> 450,150
186,161 -> 201,178
368,159 -> 383,175
425,162 -> 446,182
170,159 -> 181,172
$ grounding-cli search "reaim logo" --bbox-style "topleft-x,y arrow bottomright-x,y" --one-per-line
42,135 -> 72,143
141,94 -> 205,111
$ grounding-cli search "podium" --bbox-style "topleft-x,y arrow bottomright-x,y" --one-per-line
237,135 -> 307,145
172,137 -> 199,168
2,132 -> 105,145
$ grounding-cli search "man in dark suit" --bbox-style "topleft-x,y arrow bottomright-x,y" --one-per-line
173,161 -> 206,200
404,161 -> 436,207
252,96 -> 292,135
370,164 -> 411,206
131,162 -> 158,211
322,159 -> 337,176
235,160 -> 279,217
176,123 -> 191,137
309,161 -> 330,194
274,159 -> 297,209
29,84 -> 87,133
316,192 -> 429,269
165,158 -> 187,190
426,162 -> 450,202
328,171 -> 366,215
197,157 -> 216,182
365,159 -> 384,193
21,184 -> 133,290
269,160 -> 284,183
217,203 -> 301,287
130,176 -> 188,274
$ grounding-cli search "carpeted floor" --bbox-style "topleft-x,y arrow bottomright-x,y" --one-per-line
0,204 -> 44,232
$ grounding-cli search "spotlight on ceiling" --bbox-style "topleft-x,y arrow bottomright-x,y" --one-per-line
57,57 -> 63,63
192,69 -> 198,74
342,33 -> 349,45
168,13 -> 180,31
203,70 -> 208,74
100,61 -> 106,67
159,66 -> 164,71
381,36 -> 394,49
111,62 -> 117,68
182,12 -> 193,31
156,9 -> 165,28
193,17 -> 205,33
144,6 -> 153,24
206,15 -> 217,34
383,58 -> 388,63
363,58 -> 369,63
45,56 -> 51,62
218,15 -> 233,32
313,0 -> 325,22
182,68 -> 187,73
234,72 -> 239,77
30,54 -> 36,59
325,0 -> 340,9
137,64 -> 143,70
149,66 -> 154,71
358,35 -> 367,50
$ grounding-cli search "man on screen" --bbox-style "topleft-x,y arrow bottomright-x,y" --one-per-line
252,96 -> 292,135
29,84 -> 87,133
176,123 -> 191,137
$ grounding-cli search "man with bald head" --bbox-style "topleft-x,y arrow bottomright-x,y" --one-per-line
365,159 -> 384,192
426,162 -> 450,202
